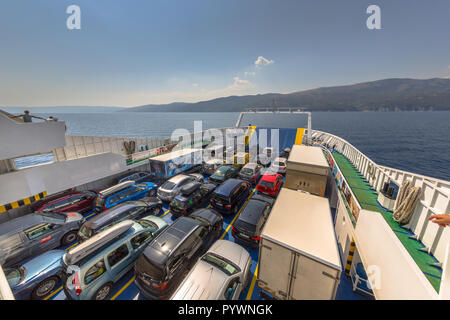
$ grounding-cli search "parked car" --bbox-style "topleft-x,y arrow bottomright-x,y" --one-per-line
202,159 -> 224,176
0,212 -> 84,267
231,194 -> 274,248
4,249 -> 65,300
34,190 -> 97,215
134,209 -> 223,300
210,179 -> 251,215
209,165 -> 240,185
279,147 -> 291,159
117,171 -> 156,184
256,173 -> 283,197
78,197 -> 163,242
157,174 -> 201,202
269,157 -> 287,174
170,182 -> 216,217
94,181 -> 158,213
239,163 -> 263,185
63,217 -> 168,300
171,240 -> 252,300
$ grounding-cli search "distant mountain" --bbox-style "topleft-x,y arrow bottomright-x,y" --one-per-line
124,78 -> 450,112
1,106 -> 124,114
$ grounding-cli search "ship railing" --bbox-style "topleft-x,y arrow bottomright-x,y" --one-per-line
313,129 -> 450,266
0,265 -> 14,300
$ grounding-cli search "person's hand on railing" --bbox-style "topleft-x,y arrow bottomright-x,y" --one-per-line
429,214 -> 450,227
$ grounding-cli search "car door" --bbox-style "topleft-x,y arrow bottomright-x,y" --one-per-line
106,242 -> 132,282
24,223 -> 61,254
0,233 -> 27,266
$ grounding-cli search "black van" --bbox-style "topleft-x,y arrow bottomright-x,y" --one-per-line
210,179 -> 251,215
134,208 -> 223,300
169,182 -> 216,217
231,194 -> 274,248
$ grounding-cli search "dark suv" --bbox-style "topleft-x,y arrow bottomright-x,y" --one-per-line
169,182 -> 216,217
134,208 -> 223,300
208,165 -> 240,185
210,179 -> 251,215
231,194 -> 274,248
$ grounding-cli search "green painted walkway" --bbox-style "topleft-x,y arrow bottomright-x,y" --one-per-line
331,152 -> 442,292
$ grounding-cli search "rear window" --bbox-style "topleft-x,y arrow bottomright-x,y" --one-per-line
234,219 -> 256,233
212,193 -> 230,204
201,253 -> 239,276
240,168 -> 253,175
259,180 -> 274,188
161,181 -> 176,190
135,255 -> 165,281
171,198 -> 187,210
40,212 -> 67,221
78,225 -> 93,239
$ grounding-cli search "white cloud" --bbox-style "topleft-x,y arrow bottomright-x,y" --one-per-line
254,56 -> 274,68
230,77 -> 252,90
244,71 -> 256,76
192,83 -> 199,87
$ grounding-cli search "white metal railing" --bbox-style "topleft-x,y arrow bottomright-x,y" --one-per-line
312,129 -> 450,264
0,265 -> 14,300
350,262 -> 374,297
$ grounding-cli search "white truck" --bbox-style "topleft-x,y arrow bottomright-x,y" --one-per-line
257,188 -> 342,300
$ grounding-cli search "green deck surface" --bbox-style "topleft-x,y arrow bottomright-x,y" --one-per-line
331,152 -> 442,292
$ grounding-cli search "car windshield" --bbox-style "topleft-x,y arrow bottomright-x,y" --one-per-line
201,253 -> 239,276
213,167 -> 229,178
136,220 -> 158,232
259,180 -> 274,188
241,168 -> 253,175
161,181 -> 176,190
171,198 -> 187,210
4,266 -> 25,287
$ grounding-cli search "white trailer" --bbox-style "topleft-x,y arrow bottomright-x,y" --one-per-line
257,188 -> 342,300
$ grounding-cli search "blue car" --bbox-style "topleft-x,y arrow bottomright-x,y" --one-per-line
4,250 -> 65,300
94,181 -> 158,213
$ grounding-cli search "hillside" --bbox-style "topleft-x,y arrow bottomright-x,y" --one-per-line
124,78 -> 450,112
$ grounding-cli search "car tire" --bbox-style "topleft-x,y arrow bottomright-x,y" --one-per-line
31,276 -> 59,300
93,283 -> 113,300
149,189 -> 156,197
61,231 -> 78,246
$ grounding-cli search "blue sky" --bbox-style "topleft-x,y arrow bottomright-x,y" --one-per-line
1,0 -> 450,107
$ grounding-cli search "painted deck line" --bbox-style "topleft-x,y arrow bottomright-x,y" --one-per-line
110,276 -> 136,300
246,264 -> 258,300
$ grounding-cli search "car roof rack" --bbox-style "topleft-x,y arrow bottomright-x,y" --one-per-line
99,180 -> 135,196
65,220 -> 134,265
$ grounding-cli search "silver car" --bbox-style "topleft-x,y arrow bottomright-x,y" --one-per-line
239,163 -> 263,185
0,212 -> 84,267
157,174 -> 203,202
171,240 -> 252,300
269,157 -> 287,174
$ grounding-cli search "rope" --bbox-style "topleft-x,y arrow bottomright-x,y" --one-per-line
393,179 -> 422,225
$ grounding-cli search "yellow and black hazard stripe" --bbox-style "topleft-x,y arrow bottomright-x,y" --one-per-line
0,191 -> 47,214
345,238 -> 356,275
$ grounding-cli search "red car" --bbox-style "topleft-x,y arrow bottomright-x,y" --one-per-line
256,173 -> 283,197
34,190 -> 97,214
